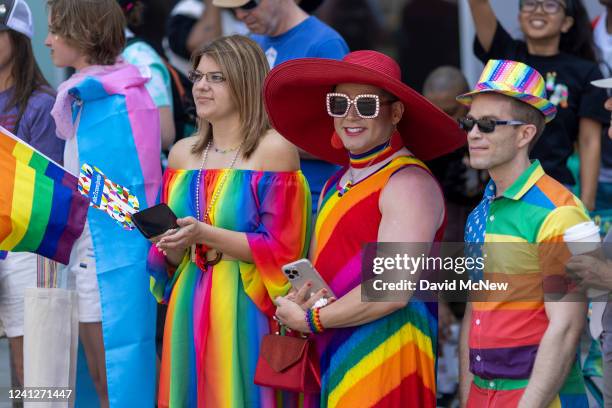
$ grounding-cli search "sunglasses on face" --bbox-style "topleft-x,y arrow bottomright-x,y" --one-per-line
234,0 -> 260,10
458,117 -> 527,133
326,93 -> 395,119
187,70 -> 226,84
519,0 -> 566,15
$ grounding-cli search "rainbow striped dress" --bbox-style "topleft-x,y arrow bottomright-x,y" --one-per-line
148,167 -> 311,407
309,156 -> 440,408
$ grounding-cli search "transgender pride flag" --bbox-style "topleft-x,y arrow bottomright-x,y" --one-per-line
0,126 -> 87,264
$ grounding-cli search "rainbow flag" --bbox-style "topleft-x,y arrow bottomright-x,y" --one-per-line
0,126 -> 88,264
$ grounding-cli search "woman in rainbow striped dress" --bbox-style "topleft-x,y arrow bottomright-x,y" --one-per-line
148,35 -> 311,407
268,51 -> 466,407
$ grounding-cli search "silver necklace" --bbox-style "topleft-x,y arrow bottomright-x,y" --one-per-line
213,143 -> 241,154
192,139 -> 243,266
340,139 -> 393,196
195,138 -> 244,224
339,154 -> 384,197
347,160 -> 375,186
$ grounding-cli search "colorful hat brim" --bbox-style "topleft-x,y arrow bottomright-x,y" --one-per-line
264,58 -> 466,166
456,89 -> 557,124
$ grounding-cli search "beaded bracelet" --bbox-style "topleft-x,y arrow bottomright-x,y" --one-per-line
305,310 -> 316,334
305,307 -> 325,334
312,307 -> 324,333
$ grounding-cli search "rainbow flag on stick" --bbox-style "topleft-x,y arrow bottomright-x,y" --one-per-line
0,126 -> 88,264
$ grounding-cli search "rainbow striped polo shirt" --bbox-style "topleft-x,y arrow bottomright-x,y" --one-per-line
464,160 -> 590,403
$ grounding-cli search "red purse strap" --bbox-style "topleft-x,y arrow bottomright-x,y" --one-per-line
307,342 -> 321,387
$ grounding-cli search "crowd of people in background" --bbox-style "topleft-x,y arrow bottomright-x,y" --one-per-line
0,0 -> 611,407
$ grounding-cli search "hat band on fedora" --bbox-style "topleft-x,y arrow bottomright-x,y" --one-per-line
474,81 -> 539,96
456,59 -> 557,123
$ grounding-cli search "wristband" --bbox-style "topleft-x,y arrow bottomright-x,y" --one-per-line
305,307 -> 324,334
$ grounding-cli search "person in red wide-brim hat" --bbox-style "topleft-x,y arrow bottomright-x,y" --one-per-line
270,50 -> 463,407
264,50 -> 466,165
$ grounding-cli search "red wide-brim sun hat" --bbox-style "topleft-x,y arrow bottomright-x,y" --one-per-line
263,51 -> 467,166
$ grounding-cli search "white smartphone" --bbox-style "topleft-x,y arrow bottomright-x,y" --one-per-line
282,259 -> 336,300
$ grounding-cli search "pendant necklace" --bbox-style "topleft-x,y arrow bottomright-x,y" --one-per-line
192,138 -> 243,267
213,142 -> 241,154
338,135 -> 402,197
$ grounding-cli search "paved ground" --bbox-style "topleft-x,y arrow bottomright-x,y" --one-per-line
0,325 -> 605,408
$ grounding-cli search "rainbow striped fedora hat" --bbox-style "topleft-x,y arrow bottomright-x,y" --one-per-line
457,59 -> 556,123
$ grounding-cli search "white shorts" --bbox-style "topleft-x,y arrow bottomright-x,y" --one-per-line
60,223 -> 102,323
0,252 -> 36,337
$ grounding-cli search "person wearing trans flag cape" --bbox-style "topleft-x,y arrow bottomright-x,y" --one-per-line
46,0 -> 161,406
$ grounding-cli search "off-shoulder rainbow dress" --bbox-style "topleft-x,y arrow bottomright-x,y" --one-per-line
148,168 -> 311,407
309,156 -> 440,407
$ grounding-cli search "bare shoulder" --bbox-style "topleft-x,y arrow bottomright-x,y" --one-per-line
255,129 -> 300,172
167,136 -> 200,169
382,165 -> 444,209
378,165 -> 445,240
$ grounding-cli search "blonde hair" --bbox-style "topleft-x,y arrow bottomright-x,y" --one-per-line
47,0 -> 126,66
191,35 -> 271,159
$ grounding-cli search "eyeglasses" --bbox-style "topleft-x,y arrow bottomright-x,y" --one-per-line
519,0 -> 566,15
187,70 -> 226,84
326,93 -> 395,119
458,117 -> 527,133
233,0 -> 260,10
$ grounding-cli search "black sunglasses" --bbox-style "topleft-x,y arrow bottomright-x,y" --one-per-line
519,0 -> 566,15
234,0 -> 260,10
458,117 -> 527,133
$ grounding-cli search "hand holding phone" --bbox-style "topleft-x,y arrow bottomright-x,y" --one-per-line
282,259 -> 335,301
133,203 -> 179,239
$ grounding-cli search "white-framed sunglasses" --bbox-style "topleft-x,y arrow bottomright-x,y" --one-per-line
326,93 -> 393,119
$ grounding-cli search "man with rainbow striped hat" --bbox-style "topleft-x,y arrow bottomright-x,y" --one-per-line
457,59 -> 592,407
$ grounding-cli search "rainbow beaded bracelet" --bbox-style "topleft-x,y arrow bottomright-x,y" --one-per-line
305,307 -> 324,334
